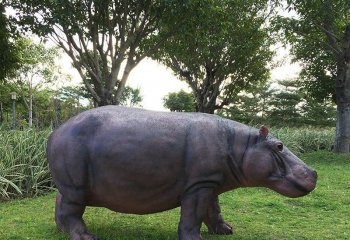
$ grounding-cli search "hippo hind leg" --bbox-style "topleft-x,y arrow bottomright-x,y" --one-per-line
55,191 -> 98,240
203,196 -> 233,235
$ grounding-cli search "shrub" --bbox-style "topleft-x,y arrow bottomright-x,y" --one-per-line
0,128 -> 53,200
271,127 -> 335,155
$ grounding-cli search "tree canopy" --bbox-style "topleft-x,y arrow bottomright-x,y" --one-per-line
153,0 -> 275,113
218,79 -> 336,127
163,90 -> 195,112
9,38 -> 64,127
278,0 -> 350,152
6,0 -> 178,106
0,4 -> 19,81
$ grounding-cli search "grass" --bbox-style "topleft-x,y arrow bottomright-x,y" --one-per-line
271,127 -> 335,154
0,129 -> 53,200
0,151 -> 349,240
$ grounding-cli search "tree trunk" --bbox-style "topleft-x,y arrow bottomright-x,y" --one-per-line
29,81 -> 33,128
334,26 -> 350,152
334,65 -> 350,152
28,91 -> 33,128
0,102 -> 3,124
197,102 -> 216,114
97,90 -> 114,106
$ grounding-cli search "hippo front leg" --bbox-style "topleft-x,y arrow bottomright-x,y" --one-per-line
203,196 -> 233,235
178,188 -> 216,240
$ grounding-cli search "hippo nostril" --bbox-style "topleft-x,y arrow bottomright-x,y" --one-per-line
313,170 -> 318,179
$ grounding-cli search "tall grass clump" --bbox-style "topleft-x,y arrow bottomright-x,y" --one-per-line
271,127 -> 335,154
0,128 -> 53,200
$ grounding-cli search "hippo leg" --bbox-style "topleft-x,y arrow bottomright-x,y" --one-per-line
178,188 -> 216,240
203,196 -> 233,235
55,192 -> 98,240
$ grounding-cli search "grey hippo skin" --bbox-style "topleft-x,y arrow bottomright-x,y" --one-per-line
47,106 -> 317,240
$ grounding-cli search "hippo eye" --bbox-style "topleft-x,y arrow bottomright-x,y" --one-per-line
277,143 -> 283,151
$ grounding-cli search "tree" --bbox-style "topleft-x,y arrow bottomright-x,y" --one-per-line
8,38 -> 65,127
119,86 -> 143,107
300,97 -> 336,127
279,0 -> 350,152
218,79 -> 336,127
7,0 -> 179,106
0,81 -> 16,125
218,82 -> 276,125
163,90 -> 195,112
153,0 -> 274,113
0,4 -> 19,81
0,80 -> 55,128
267,80 -> 302,126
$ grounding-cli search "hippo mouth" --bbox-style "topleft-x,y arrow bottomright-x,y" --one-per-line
286,177 -> 312,194
268,152 -> 316,196
268,174 -> 315,196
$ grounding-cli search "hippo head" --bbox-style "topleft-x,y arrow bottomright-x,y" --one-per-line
242,126 -> 317,198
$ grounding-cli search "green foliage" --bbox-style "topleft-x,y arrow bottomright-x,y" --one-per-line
218,82 -> 275,124
218,80 -> 336,127
268,80 -> 303,126
0,81 -> 76,129
0,37 -> 90,128
119,86 -> 143,107
300,97 -> 337,126
163,90 -> 195,112
1,38 -> 70,128
0,129 -> 53,200
0,81 -> 17,117
1,151 -> 349,239
276,0 -> 350,101
153,0 -> 275,113
271,127 -> 334,155
12,38 -> 63,83
0,4 -> 19,81
279,1 -> 350,152
6,0 -> 177,106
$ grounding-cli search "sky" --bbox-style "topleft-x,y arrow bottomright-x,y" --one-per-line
60,45 -> 301,112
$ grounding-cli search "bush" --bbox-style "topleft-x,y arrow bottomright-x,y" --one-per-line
271,127 -> 335,155
0,128 -> 53,200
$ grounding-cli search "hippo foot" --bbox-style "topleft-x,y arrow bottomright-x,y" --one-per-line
180,234 -> 204,240
70,231 -> 99,240
208,221 -> 233,235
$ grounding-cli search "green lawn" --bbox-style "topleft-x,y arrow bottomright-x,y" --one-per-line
0,151 -> 349,240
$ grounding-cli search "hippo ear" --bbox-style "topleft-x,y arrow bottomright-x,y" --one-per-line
259,125 -> 269,140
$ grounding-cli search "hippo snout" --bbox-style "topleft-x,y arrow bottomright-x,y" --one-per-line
288,165 -> 317,195
304,168 -> 317,192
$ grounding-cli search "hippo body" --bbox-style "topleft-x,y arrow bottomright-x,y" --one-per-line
47,106 -> 317,240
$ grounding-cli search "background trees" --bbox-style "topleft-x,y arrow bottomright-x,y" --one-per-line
278,0 -> 350,151
218,80 -> 336,127
10,38 -> 65,127
153,0 -> 274,113
0,1 -> 342,146
163,90 -> 195,112
7,0 -> 176,106
0,4 -> 19,81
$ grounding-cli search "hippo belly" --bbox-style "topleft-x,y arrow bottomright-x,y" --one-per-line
74,120 -> 189,214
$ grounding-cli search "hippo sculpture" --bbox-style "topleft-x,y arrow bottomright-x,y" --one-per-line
47,106 -> 317,240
